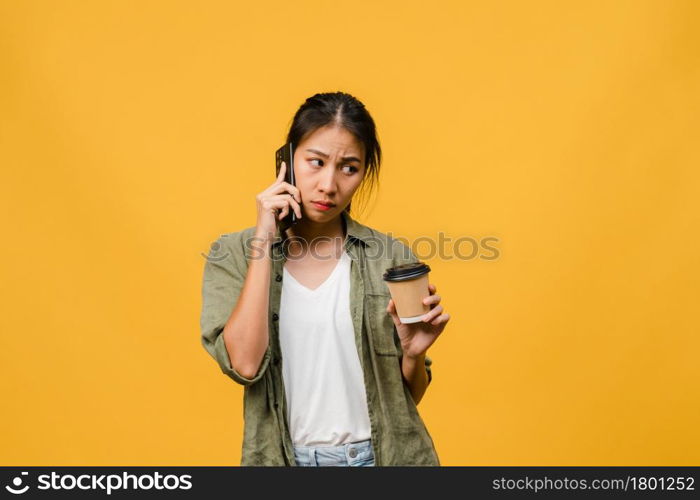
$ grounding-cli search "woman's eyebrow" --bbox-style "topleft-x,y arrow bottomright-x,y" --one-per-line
305,148 -> 361,163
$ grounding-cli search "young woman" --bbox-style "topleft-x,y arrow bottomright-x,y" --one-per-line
201,92 -> 450,466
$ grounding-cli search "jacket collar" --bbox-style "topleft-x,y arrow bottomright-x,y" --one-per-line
271,210 -> 373,253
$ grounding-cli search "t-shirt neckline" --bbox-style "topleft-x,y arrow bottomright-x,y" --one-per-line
283,250 -> 348,295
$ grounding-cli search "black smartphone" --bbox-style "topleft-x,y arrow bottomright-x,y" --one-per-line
275,142 -> 298,231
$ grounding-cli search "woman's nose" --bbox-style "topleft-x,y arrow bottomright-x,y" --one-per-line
317,167 -> 337,193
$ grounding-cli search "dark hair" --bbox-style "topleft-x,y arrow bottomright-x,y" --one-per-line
286,91 -> 381,216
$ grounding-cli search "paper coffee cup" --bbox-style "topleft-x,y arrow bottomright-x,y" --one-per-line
383,262 -> 431,324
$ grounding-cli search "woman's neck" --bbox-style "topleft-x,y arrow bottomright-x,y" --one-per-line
284,214 -> 347,258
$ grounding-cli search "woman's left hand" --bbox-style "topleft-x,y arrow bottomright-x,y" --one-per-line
386,283 -> 450,358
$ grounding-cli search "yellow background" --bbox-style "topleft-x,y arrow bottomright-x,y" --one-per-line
1,0 -> 698,465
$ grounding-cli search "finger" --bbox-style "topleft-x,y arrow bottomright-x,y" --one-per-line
271,181 -> 301,203
277,205 -> 289,220
262,197 -> 292,217
430,312 -> 450,326
428,283 -> 437,294
421,304 -> 443,322
285,194 -> 302,218
423,294 -> 441,306
270,194 -> 302,219
279,181 -> 301,203
386,299 -> 402,326
292,195 -> 302,218
276,161 -> 286,182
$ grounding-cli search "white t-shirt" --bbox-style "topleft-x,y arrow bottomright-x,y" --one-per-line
279,249 -> 372,447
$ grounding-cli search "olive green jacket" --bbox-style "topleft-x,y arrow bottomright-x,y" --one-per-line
200,210 -> 440,466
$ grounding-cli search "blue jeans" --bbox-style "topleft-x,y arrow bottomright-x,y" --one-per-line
293,439 -> 375,466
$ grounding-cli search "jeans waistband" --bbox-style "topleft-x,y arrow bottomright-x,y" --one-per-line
293,438 -> 371,451
293,439 -> 373,466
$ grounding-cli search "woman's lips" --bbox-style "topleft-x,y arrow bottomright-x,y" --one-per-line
311,202 -> 334,211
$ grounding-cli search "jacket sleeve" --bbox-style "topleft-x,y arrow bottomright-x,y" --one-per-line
200,231 -> 272,386
424,355 -> 433,385
391,239 -> 434,386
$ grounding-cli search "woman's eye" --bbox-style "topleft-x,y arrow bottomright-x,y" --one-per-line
308,159 -> 356,173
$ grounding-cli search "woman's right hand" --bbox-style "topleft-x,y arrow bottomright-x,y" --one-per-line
255,161 -> 302,237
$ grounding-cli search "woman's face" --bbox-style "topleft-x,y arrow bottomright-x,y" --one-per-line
292,124 -> 366,221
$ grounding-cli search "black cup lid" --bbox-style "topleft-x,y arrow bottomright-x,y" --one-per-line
383,261 -> 431,282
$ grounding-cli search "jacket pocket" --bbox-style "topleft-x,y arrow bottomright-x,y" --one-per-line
366,293 -> 399,356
